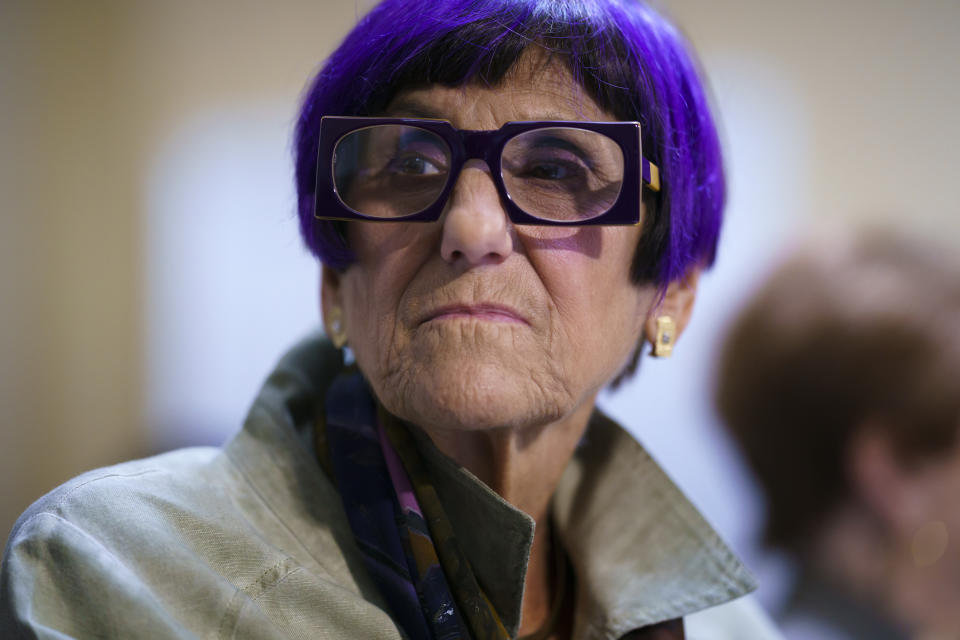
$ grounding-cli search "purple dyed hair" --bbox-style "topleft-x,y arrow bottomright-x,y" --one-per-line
294,0 -> 724,286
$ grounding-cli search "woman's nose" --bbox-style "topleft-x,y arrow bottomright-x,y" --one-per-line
440,160 -> 513,266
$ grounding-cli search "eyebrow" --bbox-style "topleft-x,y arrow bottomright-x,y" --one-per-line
385,97 -> 576,124
384,99 -> 445,119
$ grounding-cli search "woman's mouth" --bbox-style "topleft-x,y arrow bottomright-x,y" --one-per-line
420,303 -> 529,325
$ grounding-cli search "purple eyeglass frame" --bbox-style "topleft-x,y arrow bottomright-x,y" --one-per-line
314,116 -> 660,226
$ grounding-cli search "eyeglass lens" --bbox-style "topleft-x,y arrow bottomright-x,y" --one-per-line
332,125 -> 624,222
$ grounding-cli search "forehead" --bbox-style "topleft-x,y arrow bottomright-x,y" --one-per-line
384,49 -> 616,129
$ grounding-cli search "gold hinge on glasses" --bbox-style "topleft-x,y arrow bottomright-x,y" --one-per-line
648,162 -> 661,193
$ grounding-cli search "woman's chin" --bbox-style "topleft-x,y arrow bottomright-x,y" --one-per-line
377,359 -> 572,433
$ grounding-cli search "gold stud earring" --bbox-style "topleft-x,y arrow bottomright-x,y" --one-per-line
327,306 -> 348,349
652,315 -> 675,358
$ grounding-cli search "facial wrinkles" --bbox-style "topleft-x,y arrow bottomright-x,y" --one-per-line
388,54 -> 595,128
543,224 -> 648,376
336,55 -> 651,436
345,217 -> 643,435
390,251 -> 571,430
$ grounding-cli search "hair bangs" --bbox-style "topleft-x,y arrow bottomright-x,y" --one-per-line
295,0 -> 724,289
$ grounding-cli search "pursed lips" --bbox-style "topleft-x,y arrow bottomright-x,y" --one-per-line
418,303 -> 530,326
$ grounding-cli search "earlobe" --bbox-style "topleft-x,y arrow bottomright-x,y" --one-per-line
644,267 -> 701,354
320,266 -> 341,314
651,315 -> 676,357
320,266 -> 345,341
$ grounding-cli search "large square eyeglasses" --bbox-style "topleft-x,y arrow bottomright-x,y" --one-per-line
314,116 -> 660,226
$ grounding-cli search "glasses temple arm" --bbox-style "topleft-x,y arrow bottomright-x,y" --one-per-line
642,157 -> 661,193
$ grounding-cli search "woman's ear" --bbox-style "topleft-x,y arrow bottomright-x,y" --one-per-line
320,265 -> 343,331
643,267 -> 701,352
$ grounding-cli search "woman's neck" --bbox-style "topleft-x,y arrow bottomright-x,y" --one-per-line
423,397 -> 593,509
421,397 -> 594,637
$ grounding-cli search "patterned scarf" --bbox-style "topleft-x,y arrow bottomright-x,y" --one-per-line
322,371 -> 510,640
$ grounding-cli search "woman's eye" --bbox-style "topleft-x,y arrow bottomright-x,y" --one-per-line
519,158 -> 590,183
389,153 -> 443,176
525,163 -> 569,180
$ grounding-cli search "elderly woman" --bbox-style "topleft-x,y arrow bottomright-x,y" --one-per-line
716,229 -> 960,640
1,0 -> 765,638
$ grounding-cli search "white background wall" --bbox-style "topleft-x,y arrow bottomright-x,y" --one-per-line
3,0 -> 959,614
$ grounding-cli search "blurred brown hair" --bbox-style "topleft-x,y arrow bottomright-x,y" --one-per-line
715,228 -> 960,552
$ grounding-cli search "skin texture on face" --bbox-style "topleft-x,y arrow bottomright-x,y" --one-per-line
323,54 -> 660,439
321,52 -> 700,635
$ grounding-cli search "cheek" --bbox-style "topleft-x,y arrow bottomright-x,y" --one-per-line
338,228 -> 422,366
527,228 -> 650,377
342,220 -> 433,311
534,227 -> 645,321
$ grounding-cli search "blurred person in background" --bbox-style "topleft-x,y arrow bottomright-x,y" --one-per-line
716,228 -> 960,640
0,0 -> 783,637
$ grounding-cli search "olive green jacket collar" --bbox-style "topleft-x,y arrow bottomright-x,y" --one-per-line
233,333 -> 755,638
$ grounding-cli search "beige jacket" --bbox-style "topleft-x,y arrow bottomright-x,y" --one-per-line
1,334 -> 765,639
